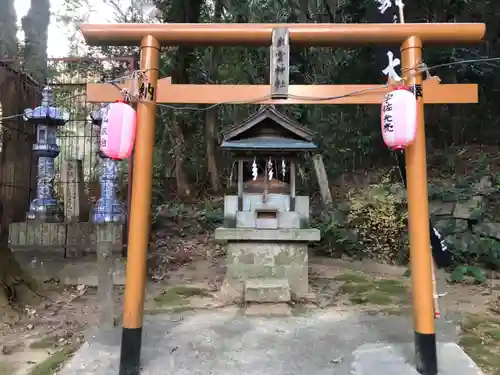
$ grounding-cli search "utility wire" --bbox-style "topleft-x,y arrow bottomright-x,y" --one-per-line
154,57 -> 500,111
0,56 -> 499,124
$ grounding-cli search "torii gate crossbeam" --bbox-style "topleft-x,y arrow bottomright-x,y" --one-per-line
80,22 -> 485,375
80,23 -> 484,45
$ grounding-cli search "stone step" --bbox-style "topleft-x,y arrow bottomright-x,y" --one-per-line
244,278 -> 291,303
244,303 -> 292,316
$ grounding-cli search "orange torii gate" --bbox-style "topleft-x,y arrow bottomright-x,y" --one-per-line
81,22 -> 485,375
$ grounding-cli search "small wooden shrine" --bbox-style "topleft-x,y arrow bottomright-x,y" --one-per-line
215,105 -> 320,304
221,105 -> 317,214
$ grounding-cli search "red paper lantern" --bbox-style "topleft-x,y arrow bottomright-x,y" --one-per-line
100,101 -> 137,160
381,87 -> 417,150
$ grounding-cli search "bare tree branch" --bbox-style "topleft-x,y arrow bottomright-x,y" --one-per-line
103,0 -> 129,21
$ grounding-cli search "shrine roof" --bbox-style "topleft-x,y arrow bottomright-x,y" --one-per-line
220,137 -> 317,151
221,105 -> 316,151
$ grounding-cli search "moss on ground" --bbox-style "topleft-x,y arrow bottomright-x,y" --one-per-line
29,336 -> 59,349
335,272 -> 408,306
338,282 -> 373,294
27,345 -> 77,375
333,273 -> 370,284
0,361 -> 13,375
375,279 -> 407,296
459,313 -> 500,375
154,286 -> 212,307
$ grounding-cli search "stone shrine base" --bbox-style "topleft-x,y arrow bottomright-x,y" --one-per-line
214,228 -> 320,303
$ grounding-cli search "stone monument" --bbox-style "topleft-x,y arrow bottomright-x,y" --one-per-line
60,159 -> 89,222
215,105 -> 320,304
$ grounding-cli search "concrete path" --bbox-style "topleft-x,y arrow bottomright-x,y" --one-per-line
58,307 -> 483,375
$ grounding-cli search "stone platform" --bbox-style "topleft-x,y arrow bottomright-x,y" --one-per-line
12,250 -> 127,286
9,221 -> 124,255
215,228 -> 320,303
58,308 -> 484,375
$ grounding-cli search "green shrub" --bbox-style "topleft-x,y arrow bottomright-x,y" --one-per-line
347,183 -> 408,264
312,210 -> 359,258
313,183 -> 409,264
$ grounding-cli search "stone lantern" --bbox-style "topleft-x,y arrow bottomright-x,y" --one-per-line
90,106 -> 125,223
24,86 -> 69,221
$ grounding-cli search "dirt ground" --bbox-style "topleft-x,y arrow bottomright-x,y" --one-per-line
1,254 -> 499,375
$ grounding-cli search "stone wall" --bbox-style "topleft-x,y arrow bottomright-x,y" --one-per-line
428,175 -> 500,267
9,221 -> 124,256
319,174 -> 500,268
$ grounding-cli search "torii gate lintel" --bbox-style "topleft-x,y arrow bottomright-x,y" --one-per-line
86,78 -> 478,104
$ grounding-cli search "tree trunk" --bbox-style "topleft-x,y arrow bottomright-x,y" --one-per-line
0,0 -> 47,322
204,0 -> 223,193
0,82 -> 42,323
0,219 -> 41,323
0,0 -> 18,60
204,100 -> 221,193
170,116 -> 192,197
0,0 -> 20,318
22,0 -> 50,84
161,0 -> 203,198
0,131 -> 42,322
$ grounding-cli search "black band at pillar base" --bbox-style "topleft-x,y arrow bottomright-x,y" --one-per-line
414,331 -> 438,375
119,327 -> 142,375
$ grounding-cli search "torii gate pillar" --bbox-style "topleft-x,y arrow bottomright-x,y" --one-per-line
402,36 -> 436,374
118,35 -> 160,375
80,22 -> 485,375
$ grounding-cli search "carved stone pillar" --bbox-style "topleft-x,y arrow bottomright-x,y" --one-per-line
24,86 -> 69,221
90,106 -> 125,223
